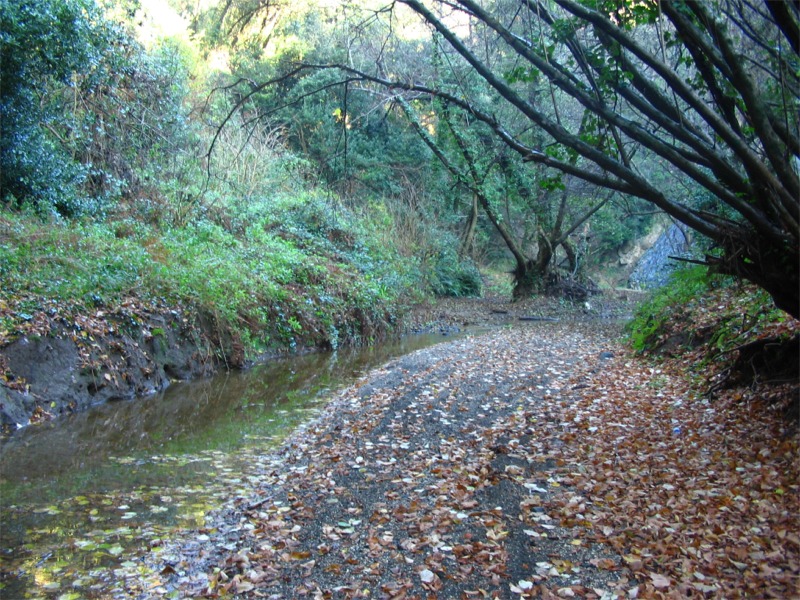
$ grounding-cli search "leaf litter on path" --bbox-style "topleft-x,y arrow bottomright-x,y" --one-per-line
129,321 -> 798,599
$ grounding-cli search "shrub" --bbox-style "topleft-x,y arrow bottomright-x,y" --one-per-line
626,266 -> 722,353
0,0 -> 120,213
430,241 -> 483,298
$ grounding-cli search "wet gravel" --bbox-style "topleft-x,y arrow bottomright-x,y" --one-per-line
129,308 -> 636,599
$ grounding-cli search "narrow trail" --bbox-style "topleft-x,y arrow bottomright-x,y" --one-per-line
130,319 -> 798,599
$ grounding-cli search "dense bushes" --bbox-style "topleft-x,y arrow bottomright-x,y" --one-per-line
0,176 -> 483,358
0,0 -> 113,212
0,0 -> 199,216
1,185 -> 416,343
0,0 -> 485,362
429,238 -> 483,298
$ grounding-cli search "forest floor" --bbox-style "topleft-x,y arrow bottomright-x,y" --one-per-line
137,295 -> 799,599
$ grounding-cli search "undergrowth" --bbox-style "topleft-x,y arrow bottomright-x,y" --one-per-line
627,266 -> 793,356
627,265 -> 799,418
0,188 -> 479,360
626,266 -> 719,353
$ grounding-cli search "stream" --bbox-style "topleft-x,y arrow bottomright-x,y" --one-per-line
0,331 -> 477,599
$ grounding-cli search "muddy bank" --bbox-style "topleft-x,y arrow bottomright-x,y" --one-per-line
0,303 -> 216,433
0,291 -> 644,434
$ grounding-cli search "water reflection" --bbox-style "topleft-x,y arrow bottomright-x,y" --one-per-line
1,333 -> 463,488
0,331 -> 475,598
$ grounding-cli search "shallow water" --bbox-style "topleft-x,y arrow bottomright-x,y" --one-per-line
0,331 -> 475,598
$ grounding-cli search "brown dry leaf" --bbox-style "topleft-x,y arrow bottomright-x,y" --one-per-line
649,572 -> 671,588
144,309 -> 798,600
588,558 -> 616,570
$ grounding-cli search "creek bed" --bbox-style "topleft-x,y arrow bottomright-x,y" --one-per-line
0,331 -> 478,599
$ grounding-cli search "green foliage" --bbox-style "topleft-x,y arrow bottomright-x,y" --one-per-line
503,66 -> 540,85
626,262 -> 795,396
0,179 -> 426,354
590,200 -> 652,255
538,175 -> 566,192
697,289 -> 792,365
0,0 -> 118,213
429,239 -> 483,298
2,0 -> 708,359
87,38 -> 199,203
0,0 -> 201,219
626,266 -> 718,352
481,270 -> 515,297
579,0 -> 659,28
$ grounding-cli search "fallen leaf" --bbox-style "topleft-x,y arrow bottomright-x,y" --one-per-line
649,572 -> 671,588
419,569 -> 435,583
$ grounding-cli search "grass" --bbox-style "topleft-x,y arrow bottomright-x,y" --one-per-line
0,193 -> 423,356
0,141 -> 485,361
626,265 -> 794,356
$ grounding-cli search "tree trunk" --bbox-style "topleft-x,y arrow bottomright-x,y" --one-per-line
512,260 -> 540,300
713,233 -> 800,319
459,192 -> 479,257
561,239 -> 578,275
369,0 -> 800,317
512,228 -> 552,300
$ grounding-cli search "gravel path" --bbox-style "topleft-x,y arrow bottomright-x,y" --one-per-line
132,302 -> 798,599
140,320 -> 630,599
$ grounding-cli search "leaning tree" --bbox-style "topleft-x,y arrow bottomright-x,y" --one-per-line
329,0 -> 798,316
398,96 -> 611,298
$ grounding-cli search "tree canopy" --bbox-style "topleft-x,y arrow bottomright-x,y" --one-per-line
311,0 -> 798,316
2,0 -> 798,317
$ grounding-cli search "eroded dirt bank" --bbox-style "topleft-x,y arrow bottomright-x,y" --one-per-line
0,292 -> 637,434
0,300 -> 217,433
126,316 -> 798,599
